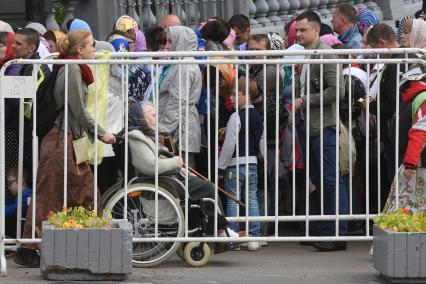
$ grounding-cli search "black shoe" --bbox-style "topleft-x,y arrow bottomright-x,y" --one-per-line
299,241 -> 314,246
313,241 -> 347,252
13,248 -> 40,267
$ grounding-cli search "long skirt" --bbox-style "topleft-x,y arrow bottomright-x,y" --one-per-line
383,166 -> 426,213
22,126 -> 101,249
5,128 -> 19,200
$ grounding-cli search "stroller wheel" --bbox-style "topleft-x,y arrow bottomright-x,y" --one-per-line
183,242 -> 211,267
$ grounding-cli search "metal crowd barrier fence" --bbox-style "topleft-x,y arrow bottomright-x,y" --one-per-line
0,48 -> 425,275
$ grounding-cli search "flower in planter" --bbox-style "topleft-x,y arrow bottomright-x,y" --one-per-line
47,206 -> 112,229
373,208 -> 426,232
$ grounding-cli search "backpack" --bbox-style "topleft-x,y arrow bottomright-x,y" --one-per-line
35,65 -> 62,141
340,74 -> 366,123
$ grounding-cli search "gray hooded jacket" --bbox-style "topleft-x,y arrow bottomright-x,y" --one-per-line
158,26 -> 202,153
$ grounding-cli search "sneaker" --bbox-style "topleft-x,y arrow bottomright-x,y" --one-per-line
13,248 -> 40,267
247,242 -> 260,251
218,228 -> 240,238
226,228 -> 240,238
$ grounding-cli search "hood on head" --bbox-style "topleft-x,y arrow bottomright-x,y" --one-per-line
169,26 -> 197,52
26,22 -> 47,36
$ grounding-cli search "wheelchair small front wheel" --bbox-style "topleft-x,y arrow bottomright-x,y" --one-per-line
183,242 -> 211,267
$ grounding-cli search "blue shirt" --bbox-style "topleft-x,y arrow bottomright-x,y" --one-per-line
338,26 -> 362,49
5,188 -> 32,217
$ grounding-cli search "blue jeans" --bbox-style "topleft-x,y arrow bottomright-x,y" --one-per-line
298,124 -> 349,236
224,164 -> 261,236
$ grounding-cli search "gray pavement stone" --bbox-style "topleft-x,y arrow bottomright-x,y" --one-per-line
2,242 -> 389,284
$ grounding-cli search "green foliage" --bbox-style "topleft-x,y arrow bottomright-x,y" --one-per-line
373,208 -> 426,232
47,206 -> 112,229
55,4 -> 65,27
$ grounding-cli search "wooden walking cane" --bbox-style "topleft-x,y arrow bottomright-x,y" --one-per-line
185,166 -> 246,208
154,144 -> 245,207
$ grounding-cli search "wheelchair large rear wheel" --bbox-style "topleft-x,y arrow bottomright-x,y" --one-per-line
104,183 -> 184,267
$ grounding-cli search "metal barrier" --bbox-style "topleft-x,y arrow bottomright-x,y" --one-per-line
1,48 -> 426,275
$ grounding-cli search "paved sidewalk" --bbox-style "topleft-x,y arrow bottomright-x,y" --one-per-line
1,242 -> 387,284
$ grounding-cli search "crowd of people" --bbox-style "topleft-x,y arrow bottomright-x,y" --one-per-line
1,1 -> 426,267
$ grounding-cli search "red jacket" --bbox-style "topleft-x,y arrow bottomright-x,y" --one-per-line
402,81 -> 426,169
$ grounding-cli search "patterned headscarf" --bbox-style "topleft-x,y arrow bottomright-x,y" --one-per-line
268,32 -> 284,50
397,16 -> 414,45
111,38 -> 129,52
115,15 -> 147,51
357,11 -> 379,29
128,102 -> 155,140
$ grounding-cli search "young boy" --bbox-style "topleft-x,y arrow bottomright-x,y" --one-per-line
5,167 -> 32,238
218,76 -> 264,251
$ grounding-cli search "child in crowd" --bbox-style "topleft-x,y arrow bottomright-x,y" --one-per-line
218,76 -> 264,251
5,167 -> 32,238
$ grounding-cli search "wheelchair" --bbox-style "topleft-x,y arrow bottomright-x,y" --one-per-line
100,135 -> 225,267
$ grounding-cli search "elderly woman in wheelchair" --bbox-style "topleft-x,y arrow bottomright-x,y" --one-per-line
102,101 -> 239,267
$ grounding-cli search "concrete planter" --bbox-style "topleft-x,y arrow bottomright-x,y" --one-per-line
373,225 -> 426,283
41,220 -> 132,281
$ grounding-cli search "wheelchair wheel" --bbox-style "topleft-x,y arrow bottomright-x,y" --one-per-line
176,243 -> 185,260
183,242 -> 211,267
100,180 -> 123,209
104,183 -> 184,267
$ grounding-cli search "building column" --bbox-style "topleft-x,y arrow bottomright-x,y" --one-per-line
255,0 -> 273,26
267,0 -> 282,24
318,0 -> 331,19
364,0 -> 384,20
277,0 -> 291,21
72,0 -> 120,40
288,0 -> 301,17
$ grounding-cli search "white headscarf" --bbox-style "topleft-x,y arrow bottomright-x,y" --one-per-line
410,19 -> 426,48
0,20 -> 13,33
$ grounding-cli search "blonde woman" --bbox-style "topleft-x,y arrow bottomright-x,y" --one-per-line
14,30 -> 116,267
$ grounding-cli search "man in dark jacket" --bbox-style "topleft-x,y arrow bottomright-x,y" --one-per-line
294,11 -> 348,252
12,27 -> 51,170
366,23 -> 413,204
13,28 -> 50,79
247,33 -> 285,235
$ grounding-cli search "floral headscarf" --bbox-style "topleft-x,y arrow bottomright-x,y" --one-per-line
128,102 -> 155,140
268,32 -> 284,51
115,15 -> 147,51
